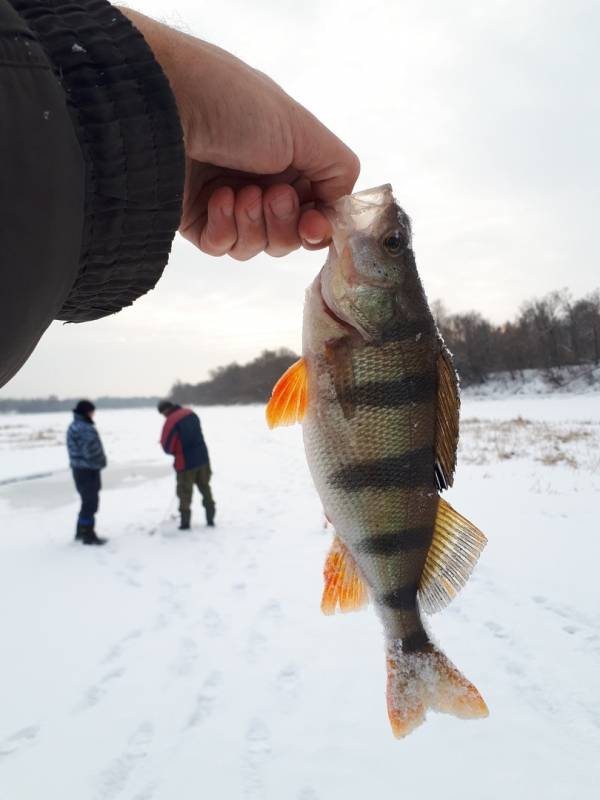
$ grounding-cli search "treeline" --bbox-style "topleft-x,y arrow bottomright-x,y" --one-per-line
434,288 -> 600,384
170,288 -> 600,405
0,396 -> 160,414
170,349 -> 299,405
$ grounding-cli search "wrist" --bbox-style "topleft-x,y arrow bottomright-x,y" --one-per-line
116,8 -> 192,140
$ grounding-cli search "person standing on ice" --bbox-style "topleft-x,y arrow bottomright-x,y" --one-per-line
67,400 -> 107,546
158,401 -> 216,530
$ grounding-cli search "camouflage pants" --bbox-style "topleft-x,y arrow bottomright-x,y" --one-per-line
176,464 -> 215,522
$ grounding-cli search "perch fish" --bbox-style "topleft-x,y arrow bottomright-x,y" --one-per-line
267,184 -> 488,737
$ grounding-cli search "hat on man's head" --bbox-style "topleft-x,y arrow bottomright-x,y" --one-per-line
157,400 -> 176,414
73,399 -> 95,416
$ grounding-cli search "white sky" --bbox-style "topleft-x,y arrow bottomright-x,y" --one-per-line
3,0 -> 599,398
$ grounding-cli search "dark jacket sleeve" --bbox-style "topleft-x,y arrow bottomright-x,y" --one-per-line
82,425 -> 107,469
0,0 -> 184,389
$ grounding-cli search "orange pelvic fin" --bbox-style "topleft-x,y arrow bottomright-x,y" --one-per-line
386,642 -> 488,739
265,358 -> 308,429
321,535 -> 369,615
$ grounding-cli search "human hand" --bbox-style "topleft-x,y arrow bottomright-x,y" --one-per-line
119,9 -> 360,260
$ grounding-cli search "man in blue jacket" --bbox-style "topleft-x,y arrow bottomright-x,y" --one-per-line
67,400 -> 107,545
158,400 -> 215,530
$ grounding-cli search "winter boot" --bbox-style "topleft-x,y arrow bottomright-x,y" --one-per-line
80,524 -> 107,546
75,522 -> 85,541
179,510 -> 191,530
206,507 -> 215,527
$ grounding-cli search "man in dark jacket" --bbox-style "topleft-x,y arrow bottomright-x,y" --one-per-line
0,0 -> 358,391
158,401 -> 215,530
67,400 -> 107,546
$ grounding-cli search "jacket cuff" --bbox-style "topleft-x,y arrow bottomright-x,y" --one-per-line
10,0 -> 185,322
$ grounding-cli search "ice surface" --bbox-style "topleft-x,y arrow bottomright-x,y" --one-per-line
0,397 -> 599,798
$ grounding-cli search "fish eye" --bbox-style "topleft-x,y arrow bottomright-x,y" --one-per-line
382,232 -> 406,255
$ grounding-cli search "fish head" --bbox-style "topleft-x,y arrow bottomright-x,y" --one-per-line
320,184 -> 425,342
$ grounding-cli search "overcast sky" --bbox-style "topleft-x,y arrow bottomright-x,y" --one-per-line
3,0 -> 599,398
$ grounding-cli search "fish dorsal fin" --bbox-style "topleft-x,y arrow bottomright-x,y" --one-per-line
435,347 -> 460,490
418,498 -> 487,614
321,535 -> 369,615
265,358 -> 308,429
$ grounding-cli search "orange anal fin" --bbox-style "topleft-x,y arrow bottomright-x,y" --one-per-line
321,535 -> 369,615
265,358 -> 308,429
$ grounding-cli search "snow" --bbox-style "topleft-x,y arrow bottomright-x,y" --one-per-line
462,364 -> 600,399
0,398 -> 599,799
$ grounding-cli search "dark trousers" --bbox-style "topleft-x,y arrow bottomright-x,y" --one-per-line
176,464 -> 215,522
72,468 -> 101,525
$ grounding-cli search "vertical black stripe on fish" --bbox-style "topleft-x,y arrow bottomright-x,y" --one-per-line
381,319 -> 435,342
346,374 -> 436,409
379,584 -> 419,609
324,337 -> 356,420
356,527 -> 432,555
329,447 -> 434,491
401,630 -> 430,652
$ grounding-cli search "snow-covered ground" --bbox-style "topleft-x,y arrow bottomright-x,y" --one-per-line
462,364 -> 600,399
0,397 -> 599,800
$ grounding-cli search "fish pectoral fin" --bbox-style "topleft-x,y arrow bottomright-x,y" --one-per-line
418,498 -> 487,614
434,347 -> 460,490
321,535 -> 369,615
265,358 -> 308,429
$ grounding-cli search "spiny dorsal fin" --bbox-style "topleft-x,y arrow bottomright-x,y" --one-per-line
321,535 -> 369,615
265,358 -> 308,429
435,347 -> 460,490
418,498 -> 487,614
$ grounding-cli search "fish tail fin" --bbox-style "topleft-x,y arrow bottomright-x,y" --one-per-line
385,642 -> 488,738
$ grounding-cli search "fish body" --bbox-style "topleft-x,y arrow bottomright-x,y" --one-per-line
267,185 -> 488,737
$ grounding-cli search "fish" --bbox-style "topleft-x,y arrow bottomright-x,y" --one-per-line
266,184 -> 489,738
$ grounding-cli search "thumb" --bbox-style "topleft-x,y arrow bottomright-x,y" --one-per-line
291,106 -> 360,204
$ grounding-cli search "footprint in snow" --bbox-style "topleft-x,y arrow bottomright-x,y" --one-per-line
245,631 -> 268,663
170,637 -> 199,677
297,789 -> 320,800
532,594 -> 599,634
0,724 -> 40,757
102,628 -> 143,664
260,600 -> 283,625
242,719 -> 271,800
203,608 -> 225,637
116,569 -> 142,589
185,671 -> 223,728
563,624 -> 579,635
76,668 -> 125,712
95,722 -> 154,800
132,784 -> 157,800
274,665 -> 301,712
159,581 -> 186,619
485,620 -> 509,639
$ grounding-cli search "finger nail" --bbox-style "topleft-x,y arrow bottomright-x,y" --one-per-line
270,193 -> 296,220
222,201 -> 234,218
303,235 -> 322,245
